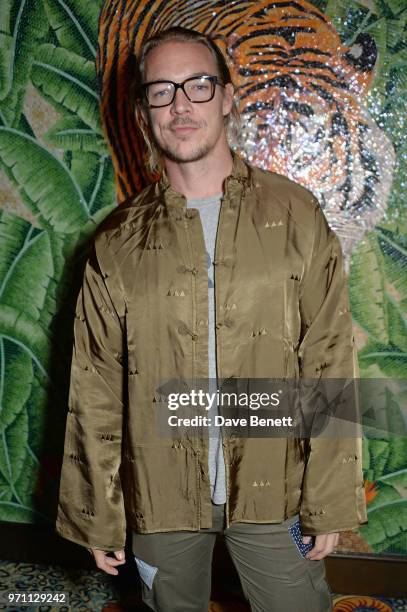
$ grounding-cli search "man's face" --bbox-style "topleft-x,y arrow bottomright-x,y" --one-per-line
141,41 -> 234,164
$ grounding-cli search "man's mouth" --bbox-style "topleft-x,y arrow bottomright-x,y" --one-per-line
170,125 -> 199,133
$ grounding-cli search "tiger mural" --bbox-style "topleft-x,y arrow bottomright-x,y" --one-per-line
96,0 -> 395,263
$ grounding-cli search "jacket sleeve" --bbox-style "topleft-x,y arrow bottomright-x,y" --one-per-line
55,238 -> 127,551
297,199 -> 368,535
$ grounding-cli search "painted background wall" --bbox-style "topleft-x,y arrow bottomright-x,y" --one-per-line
0,0 -> 405,556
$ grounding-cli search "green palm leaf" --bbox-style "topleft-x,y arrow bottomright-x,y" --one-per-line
360,497 -> 407,553
350,233 -> 388,344
13,443 -> 39,508
377,469 -> 407,498
325,0 -> 356,23
0,470 -> 12,503
368,440 -> 390,480
25,377 -> 48,458
361,389 -> 407,551
44,116 -> 107,153
358,341 -> 407,377
0,210 -> 59,348
385,0 -> 407,15
386,434 -> 407,475
0,213 -> 54,325
0,27 -> 13,100
67,150 -> 116,215
0,126 -> 90,232
0,304 -> 50,376
376,226 -> 407,306
0,343 -> 32,433
386,296 -> 407,352
0,405 -> 28,486
0,500 -> 50,523
31,43 -> 101,133
42,0 -> 99,61
0,0 -> 48,125
0,211 -> 29,282
350,230 -> 407,376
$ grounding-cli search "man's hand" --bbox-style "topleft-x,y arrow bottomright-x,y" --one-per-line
87,548 -> 126,575
302,533 -> 339,560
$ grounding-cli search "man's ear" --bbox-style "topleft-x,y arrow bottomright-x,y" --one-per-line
222,82 -> 234,117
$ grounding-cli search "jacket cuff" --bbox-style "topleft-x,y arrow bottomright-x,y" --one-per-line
299,482 -> 368,535
55,516 -> 125,552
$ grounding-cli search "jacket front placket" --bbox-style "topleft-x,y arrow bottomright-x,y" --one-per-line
212,175 -> 247,529
161,181 -> 212,528
160,168 -> 247,529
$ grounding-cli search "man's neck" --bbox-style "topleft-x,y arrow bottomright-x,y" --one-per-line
163,145 -> 233,200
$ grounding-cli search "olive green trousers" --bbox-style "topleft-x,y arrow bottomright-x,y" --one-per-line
132,502 -> 333,612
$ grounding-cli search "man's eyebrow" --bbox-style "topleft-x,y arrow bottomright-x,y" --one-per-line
187,71 -> 213,78
147,71 -> 214,81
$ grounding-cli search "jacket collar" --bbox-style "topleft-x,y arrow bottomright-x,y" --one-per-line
155,150 -> 252,208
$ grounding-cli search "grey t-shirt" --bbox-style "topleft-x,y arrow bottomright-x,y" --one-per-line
187,193 -> 226,505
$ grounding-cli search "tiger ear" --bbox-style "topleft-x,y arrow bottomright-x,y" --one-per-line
342,33 -> 377,97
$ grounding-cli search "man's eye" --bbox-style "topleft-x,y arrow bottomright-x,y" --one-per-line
193,83 -> 210,91
152,89 -> 168,97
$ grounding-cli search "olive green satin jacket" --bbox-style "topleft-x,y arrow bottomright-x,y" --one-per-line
55,152 -> 368,551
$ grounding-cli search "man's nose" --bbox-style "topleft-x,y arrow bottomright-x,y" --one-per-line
171,86 -> 192,113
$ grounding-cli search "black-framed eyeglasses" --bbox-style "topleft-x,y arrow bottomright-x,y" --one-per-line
141,74 -> 225,108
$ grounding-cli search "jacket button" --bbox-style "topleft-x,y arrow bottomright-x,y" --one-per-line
215,258 -> 233,267
185,209 -> 197,219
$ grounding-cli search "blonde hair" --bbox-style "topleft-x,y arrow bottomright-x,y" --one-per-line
132,26 -> 241,175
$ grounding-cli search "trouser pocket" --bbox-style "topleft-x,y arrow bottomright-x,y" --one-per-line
305,560 -> 333,612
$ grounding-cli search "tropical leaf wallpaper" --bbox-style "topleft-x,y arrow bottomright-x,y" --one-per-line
0,0 -> 405,557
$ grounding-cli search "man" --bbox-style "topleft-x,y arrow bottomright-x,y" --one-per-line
55,26 -> 368,612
